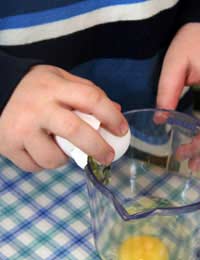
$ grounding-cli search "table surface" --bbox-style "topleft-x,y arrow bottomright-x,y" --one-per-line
1,154 -> 200,260
0,156 -> 100,260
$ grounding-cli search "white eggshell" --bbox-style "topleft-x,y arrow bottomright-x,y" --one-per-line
55,111 -> 101,169
56,111 -> 131,168
99,127 -> 131,161
55,135 -> 88,168
74,111 -> 100,130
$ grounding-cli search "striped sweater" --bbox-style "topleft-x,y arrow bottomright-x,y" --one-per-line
0,0 -> 199,112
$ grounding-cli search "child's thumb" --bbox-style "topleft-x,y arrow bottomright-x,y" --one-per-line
156,50 -> 187,110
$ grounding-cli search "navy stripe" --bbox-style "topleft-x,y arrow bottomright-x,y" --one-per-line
0,0 -> 147,29
0,0 -> 84,18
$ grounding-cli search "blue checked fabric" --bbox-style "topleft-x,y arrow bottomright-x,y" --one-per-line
0,156 -> 100,260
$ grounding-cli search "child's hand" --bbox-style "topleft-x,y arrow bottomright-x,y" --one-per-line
157,23 -> 200,171
0,65 -> 128,171
157,23 -> 200,109
176,134 -> 200,172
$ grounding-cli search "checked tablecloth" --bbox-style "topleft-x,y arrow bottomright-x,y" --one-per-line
1,153 -> 200,260
0,156 -> 100,260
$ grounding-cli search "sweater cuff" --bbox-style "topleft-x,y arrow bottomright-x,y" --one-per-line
0,50 -> 43,112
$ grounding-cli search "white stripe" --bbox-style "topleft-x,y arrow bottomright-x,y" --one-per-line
0,0 -> 179,46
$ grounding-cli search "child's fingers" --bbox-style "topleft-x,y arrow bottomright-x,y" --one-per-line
9,149 -> 42,172
112,101 -> 122,111
188,156 -> 200,172
175,134 -> 200,172
43,104 -> 115,165
176,134 -> 200,161
52,76 -> 128,137
24,130 -> 68,169
189,157 -> 200,172
156,44 -> 187,110
56,68 -> 96,87
0,65 -> 125,171
175,143 -> 193,161
153,110 -> 169,125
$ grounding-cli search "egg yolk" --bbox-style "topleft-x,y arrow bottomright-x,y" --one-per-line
118,235 -> 169,260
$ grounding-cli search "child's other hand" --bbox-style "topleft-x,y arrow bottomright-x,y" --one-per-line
0,65 -> 128,172
157,23 -> 200,171
157,23 -> 200,109
176,134 -> 200,172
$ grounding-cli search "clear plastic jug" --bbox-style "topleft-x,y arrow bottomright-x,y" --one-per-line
85,109 -> 200,260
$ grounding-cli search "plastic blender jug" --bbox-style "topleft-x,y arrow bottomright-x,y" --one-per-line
85,109 -> 200,260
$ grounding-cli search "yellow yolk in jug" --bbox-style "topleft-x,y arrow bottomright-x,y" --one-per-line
118,235 -> 169,260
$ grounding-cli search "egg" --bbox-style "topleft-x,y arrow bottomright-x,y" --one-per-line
118,235 -> 169,260
56,111 -> 131,168
99,127 -> 131,162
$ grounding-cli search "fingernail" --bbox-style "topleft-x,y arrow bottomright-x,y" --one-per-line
104,151 -> 115,165
120,121 -> 128,135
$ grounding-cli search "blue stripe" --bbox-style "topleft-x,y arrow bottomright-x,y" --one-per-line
0,0 -> 147,30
